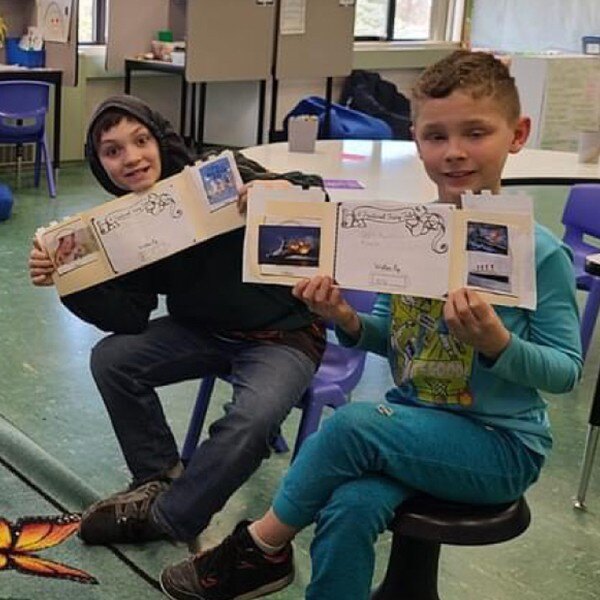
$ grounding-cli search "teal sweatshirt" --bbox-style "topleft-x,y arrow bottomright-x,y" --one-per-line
337,224 -> 583,456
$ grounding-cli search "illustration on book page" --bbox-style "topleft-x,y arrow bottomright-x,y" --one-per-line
334,202 -> 454,297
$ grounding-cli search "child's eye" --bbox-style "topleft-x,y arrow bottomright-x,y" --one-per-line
136,134 -> 150,146
467,129 -> 487,139
101,146 -> 120,158
425,132 -> 446,142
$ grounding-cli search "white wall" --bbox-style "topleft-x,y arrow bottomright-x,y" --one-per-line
58,47 -> 444,162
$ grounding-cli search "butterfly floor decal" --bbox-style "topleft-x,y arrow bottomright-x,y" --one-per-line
0,513 -> 98,584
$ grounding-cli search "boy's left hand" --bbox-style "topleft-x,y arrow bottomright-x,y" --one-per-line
443,288 -> 511,360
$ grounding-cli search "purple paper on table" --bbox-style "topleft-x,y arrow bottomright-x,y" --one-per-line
323,179 -> 365,190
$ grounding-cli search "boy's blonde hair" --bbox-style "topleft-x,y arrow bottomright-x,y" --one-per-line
411,50 -> 521,123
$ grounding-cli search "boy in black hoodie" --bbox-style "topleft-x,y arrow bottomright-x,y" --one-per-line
28,95 -> 325,546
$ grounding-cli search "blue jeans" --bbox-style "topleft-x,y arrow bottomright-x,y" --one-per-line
90,316 -> 315,541
272,402 -> 544,600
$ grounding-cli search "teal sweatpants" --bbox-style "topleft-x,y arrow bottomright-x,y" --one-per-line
272,401 -> 543,600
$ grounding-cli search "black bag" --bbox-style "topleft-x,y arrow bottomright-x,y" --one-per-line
340,70 -> 412,140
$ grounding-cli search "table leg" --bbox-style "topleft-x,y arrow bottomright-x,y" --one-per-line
269,78 -> 279,143
124,63 -> 132,94
257,80 -> 267,146
53,77 -> 62,173
180,77 -> 188,141
196,82 -> 207,152
324,76 -> 333,140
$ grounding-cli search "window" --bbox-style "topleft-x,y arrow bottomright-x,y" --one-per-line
354,0 -> 465,42
78,0 -> 107,44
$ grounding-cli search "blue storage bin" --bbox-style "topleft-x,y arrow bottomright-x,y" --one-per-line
5,38 -> 45,68
0,183 -> 14,221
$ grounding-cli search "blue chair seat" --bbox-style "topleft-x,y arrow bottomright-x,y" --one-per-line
0,81 -> 56,197
561,184 -> 600,359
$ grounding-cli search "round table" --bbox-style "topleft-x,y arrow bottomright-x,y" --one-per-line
242,140 -> 600,202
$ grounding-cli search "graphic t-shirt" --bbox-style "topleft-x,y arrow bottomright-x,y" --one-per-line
389,295 -> 474,407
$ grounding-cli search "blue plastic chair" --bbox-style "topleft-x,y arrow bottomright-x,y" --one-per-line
181,289 -> 378,463
561,184 -> 600,359
0,81 -> 56,197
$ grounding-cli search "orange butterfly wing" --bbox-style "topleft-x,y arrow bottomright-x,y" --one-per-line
11,553 -> 98,584
0,514 -> 98,584
0,518 -> 13,550
12,515 -> 81,552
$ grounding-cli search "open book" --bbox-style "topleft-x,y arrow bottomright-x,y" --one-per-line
37,151 -> 244,296
243,187 -> 536,309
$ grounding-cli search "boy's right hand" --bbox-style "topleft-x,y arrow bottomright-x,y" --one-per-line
28,239 -> 55,287
292,275 -> 361,338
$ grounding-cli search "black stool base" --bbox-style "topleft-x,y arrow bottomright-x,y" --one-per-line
371,536 -> 441,600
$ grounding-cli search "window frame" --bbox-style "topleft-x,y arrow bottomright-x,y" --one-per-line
78,0 -> 108,45
354,0 -> 466,43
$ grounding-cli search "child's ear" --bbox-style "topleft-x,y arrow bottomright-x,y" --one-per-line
509,117 -> 531,154
411,126 -> 423,158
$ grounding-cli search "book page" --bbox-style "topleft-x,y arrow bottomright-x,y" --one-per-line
36,151 -> 245,296
334,202 -> 454,297
185,151 -> 246,240
38,216 -> 114,296
88,179 -> 198,275
243,184 -> 333,286
449,209 -> 535,309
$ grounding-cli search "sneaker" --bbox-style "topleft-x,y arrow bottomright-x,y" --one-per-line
160,520 -> 294,600
79,479 -> 172,544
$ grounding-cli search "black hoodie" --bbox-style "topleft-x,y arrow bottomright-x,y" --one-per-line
61,95 -> 318,335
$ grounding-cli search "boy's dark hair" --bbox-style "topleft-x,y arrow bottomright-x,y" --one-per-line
411,50 -> 521,122
90,109 -> 138,150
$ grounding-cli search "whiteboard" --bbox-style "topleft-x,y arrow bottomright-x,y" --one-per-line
471,0 -> 600,53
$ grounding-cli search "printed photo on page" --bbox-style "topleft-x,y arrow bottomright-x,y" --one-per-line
196,155 -> 239,211
258,222 -> 322,278
465,221 -> 515,296
43,219 -> 100,275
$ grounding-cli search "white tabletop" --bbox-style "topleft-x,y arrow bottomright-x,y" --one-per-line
242,140 -> 600,203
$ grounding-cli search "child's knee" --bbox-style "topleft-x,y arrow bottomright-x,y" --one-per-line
90,334 -> 130,377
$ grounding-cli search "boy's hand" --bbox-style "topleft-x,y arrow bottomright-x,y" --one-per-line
28,238 -> 55,287
292,275 -> 361,337
443,288 -> 510,360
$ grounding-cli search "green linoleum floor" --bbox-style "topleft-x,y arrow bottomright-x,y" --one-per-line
0,165 -> 599,598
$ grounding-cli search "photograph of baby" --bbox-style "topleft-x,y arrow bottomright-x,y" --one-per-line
197,156 -> 239,210
258,223 -> 321,277
465,221 -> 514,295
46,223 -> 100,275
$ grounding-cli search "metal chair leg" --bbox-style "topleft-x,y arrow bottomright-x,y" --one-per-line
574,425 -> 599,510
574,359 -> 600,510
